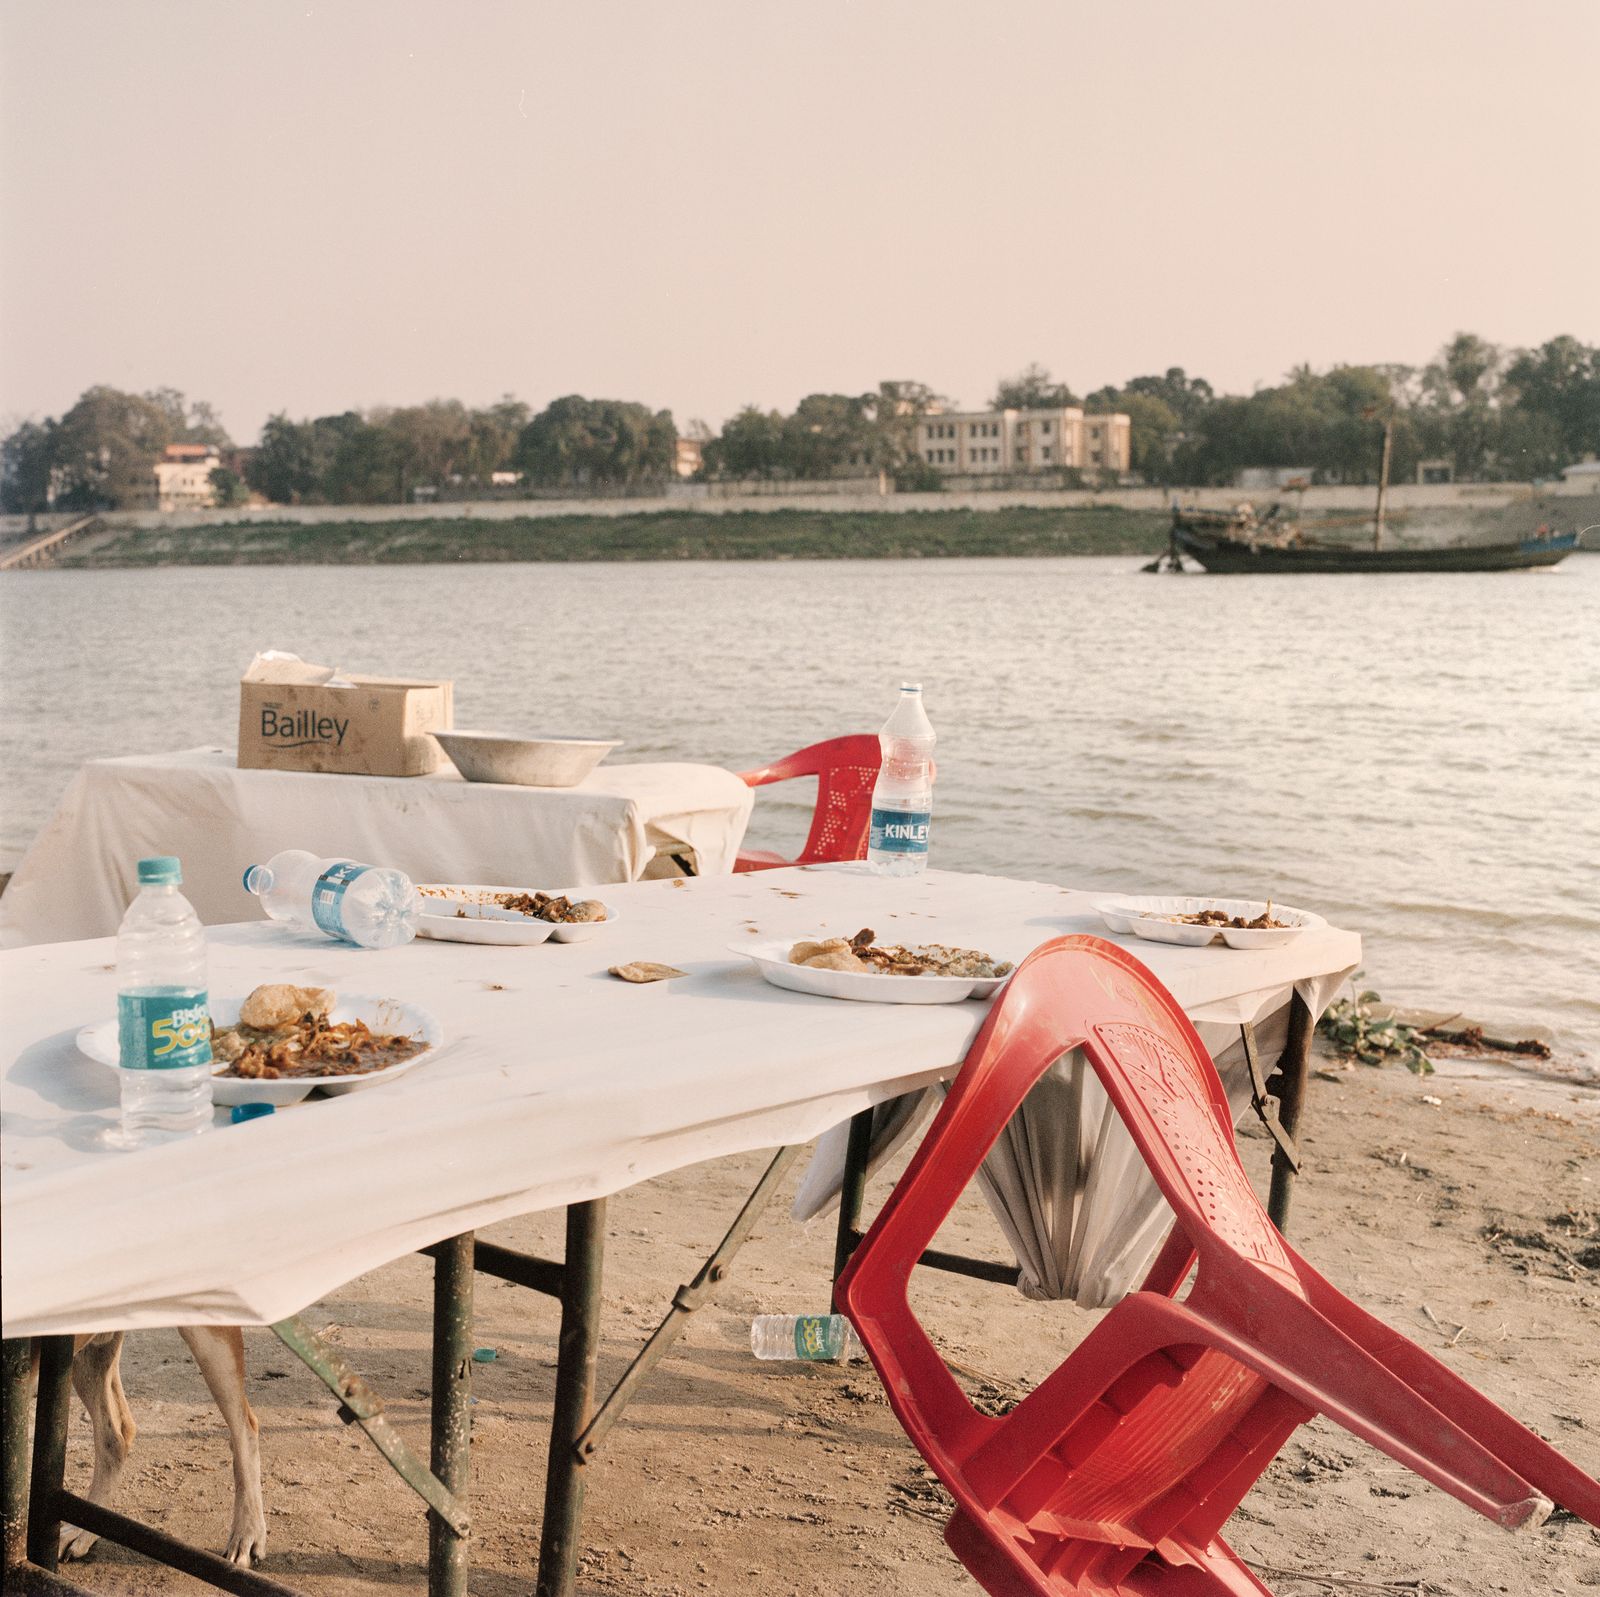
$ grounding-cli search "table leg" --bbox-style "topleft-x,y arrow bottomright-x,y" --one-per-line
833,1107 -> 877,1282
428,1233 -> 475,1597
831,1104 -> 1020,1291
3,1339 -> 33,1576
26,1337 -> 72,1570
536,1199 -> 606,1597
3,1340 -> 93,1597
1267,991 -> 1317,1235
576,1146 -> 801,1461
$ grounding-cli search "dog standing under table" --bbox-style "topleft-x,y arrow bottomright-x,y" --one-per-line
55,1326 -> 267,1567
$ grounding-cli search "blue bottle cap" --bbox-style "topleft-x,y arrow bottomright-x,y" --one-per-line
230,1103 -> 276,1124
138,856 -> 182,885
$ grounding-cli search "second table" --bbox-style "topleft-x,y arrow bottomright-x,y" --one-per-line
0,745 -> 755,946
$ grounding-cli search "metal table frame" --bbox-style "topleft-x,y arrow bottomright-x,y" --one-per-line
2,996 -> 1314,1597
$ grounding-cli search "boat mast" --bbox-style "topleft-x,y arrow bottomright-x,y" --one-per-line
1373,416 -> 1393,552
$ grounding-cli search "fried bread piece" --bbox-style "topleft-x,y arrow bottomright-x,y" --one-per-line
238,984 -> 334,1030
788,937 -> 869,973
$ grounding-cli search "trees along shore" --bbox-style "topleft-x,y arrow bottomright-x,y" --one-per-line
5,333 -> 1598,517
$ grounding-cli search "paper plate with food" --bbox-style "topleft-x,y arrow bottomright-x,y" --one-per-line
416,884 -> 615,945
1094,896 -> 1324,950
77,984 -> 443,1106
732,928 -> 1015,1004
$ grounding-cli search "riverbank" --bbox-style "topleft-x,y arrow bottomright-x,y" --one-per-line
45,1044 -> 1600,1597
54,506 -> 1170,566
32,486 -> 1597,569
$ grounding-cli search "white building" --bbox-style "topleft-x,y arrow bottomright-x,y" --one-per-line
674,437 -> 704,478
153,443 -> 222,511
915,407 -> 1130,476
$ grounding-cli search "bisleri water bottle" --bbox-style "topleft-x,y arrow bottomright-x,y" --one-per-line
867,682 -> 935,877
750,1314 -> 864,1362
112,856 -> 214,1148
243,848 -> 419,949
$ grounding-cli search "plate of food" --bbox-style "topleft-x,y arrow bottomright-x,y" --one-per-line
415,884 -> 615,946
76,985 -> 443,1106
1094,897 -> 1324,950
732,928 -> 1015,1004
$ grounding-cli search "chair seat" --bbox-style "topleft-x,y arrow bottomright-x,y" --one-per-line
733,847 -> 791,872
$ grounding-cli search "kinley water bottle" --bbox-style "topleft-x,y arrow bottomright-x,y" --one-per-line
111,856 -> 215,1148
867,682 -> 936,877
243,848 -> 420,949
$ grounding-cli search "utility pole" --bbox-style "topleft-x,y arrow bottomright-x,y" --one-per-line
1373,417 -> 1393,552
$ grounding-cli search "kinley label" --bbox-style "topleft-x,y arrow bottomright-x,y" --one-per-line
260,706 -> 349,749
311,861 -> 370,940
870,807 -> 931,855
117,991 -> 213,1070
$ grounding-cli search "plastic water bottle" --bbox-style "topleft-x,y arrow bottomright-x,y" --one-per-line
867,682 -> 936,877
750,1314 -> 864,1362
243,848 -> 419,949
111,856 -> 214,1148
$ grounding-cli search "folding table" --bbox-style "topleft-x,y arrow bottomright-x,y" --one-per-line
1,865 -> 1359,1596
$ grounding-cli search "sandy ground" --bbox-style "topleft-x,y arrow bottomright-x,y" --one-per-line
35,1043 -> 1600,1597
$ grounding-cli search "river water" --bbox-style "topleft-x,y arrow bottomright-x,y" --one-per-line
2,556 -> 1596,1060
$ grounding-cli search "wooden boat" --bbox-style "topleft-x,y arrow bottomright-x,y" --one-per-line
1170,510 -> 1580,574
1163,417 -> 1583,573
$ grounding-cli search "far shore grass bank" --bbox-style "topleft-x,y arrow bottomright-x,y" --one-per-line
56,506 -> 1170,567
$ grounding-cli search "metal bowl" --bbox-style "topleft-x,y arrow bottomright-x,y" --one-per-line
433,731 -> 621,788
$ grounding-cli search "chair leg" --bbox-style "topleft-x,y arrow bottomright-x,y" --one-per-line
1289,1257 -> 1600,1524
968,1286 -> 1556,1533
1149,1288 -> 1558,1531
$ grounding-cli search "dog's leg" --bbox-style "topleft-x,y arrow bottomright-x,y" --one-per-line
59,1332 -> 135,1560
178,1326 -> 267,1566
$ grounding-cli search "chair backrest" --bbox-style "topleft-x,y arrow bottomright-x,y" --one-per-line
837,936 -> 1303,1557
739,734 -> 881,866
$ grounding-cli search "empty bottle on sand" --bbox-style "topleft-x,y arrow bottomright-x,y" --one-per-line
112,856 -> 214,1148
750,1314 -> 864,1362
867,682 -> 935,878
243,849 -> 419,949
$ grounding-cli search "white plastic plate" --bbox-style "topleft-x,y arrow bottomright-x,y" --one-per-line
731,939 -> 1013,1005
77,995 -> 444,1106
416,884 -> 615,945
1095,896 -> 1324,950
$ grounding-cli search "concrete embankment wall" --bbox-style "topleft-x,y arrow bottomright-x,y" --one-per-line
6,477 -> 1582,538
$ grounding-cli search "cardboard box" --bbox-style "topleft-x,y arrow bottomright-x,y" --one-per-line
238,673 -> 454,777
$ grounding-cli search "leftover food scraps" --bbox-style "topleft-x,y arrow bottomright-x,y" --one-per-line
787,928 -> 1013,980
1161,904 -> 1288,929
493,892 -> 607,924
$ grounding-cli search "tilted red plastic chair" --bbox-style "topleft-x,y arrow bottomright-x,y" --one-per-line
733,734 -> 882,872
837,935 -> 1599,1596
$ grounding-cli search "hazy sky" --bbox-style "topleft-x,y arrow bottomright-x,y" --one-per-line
3,0 -> 1596,442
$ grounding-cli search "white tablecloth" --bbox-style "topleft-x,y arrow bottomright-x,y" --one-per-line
0,866 -> 1360,1338
0,747 -> 754,947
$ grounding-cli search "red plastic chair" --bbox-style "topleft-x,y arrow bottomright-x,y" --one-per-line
837,935 -> 1599,1596
733,735 -> 882,872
